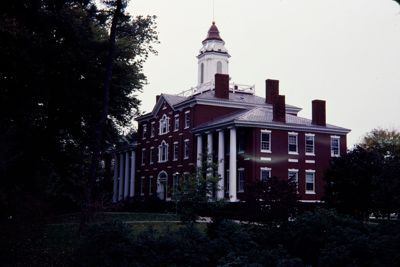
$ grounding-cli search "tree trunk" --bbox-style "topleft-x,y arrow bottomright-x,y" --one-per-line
80,0 -> 123,233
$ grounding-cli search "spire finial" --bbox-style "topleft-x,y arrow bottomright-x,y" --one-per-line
212,0 -> 215,22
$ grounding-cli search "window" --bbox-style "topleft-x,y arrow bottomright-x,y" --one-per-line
260,167 -> 271,182
158,140 -> 168,162
150,122 -> 155,137
331,136 -> 340,157
173,142 -> 179,161
305,171 -> 315,194
261,130 -> 271,152
159,114 -> 169,135
141,149 -> 146,165
238,168 -> 245,192
217,61 -> 222,74
288,169 -> 299,192
140,176 -> 145,195
174,115 -> 179,131
184,111 -> 190,129
149,148 -> 154,164
288,132 -> 298,154
142,124 -> 147,139
184,139 -> 190,159
173,173 -> 180,197
305,134 -> 315,155
200,63 -> 204,84
149,176 -> 153,195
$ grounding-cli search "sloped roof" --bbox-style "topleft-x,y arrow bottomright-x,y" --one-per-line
203,21 -> 223,42
193,107 -> 351,134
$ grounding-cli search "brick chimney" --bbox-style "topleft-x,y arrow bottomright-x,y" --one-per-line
215,73 -> 229,99
273,95 -> 286,123
312,100 -> 326,126
266,79 -> 279,104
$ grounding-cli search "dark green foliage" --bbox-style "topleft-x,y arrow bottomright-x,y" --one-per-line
325,129 -> 400,219
242,176 -> 299,223
0,0 -> 158,221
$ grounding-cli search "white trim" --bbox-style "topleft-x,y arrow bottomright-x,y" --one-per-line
260,130 -> 272,153
305,133 -> 315,137
306,169 -> 316,173
288,131 -> 298,135
305,170 -> 316,194
260,157 -> 272,161
238,167 -> 245,171
288,158 -> 298,163
260,167 -> 272,181
299,200 -> 322,203
288,132 -> 298,154
261,129 -> 271,133
305,134 -> 315,156
330,136 -> 341,157
305,160 -> 315,164
288,168 -> 299,172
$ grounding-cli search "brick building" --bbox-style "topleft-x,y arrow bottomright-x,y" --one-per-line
112,22 -> 350,203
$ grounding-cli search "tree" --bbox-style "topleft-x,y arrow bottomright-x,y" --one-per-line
0,0 -> 158,221
242,176 -> 299,223
325,129 -> 400,219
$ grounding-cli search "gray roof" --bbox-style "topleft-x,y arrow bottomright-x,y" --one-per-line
162,94 -> 187,106
193,107 -> 351,134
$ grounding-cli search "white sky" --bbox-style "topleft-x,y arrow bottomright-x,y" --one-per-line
127,0 -> 400,148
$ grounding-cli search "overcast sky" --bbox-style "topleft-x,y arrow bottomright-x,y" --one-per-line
127,0 -> 400,147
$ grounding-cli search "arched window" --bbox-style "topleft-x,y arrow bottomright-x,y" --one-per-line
158,140 -> 169,162
159,114 -> 169,135
200,63 -> 204,84
217,61 -> 222,74
157,171 -> 168,200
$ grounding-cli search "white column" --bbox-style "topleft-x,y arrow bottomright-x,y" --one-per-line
124,151 -> 129,199
130,151 -> 136,197
118,153 -> 124,201
217,130 -> 225,200
207,132 -> 213,167
112,154 -> 118,203
229,127 -> 237,202
196,134 -> 203,169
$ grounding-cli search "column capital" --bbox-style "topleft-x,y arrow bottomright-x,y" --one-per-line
227,126 -> 236,130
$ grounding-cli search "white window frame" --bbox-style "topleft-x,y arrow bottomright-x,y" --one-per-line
149,147 -> 154,164
141,148 -> 146,165
159,114 -> 169,135
305,170 -> 316,194
305,133 -> 315,156
288,132 -> 298,155
184,139 -> 190,159
238,168 -> 245,193
184,111 -> 190,129
288,168 -> 299,192
140,176 -> 145,196
260,167 -> 271,182
260,129 -> 271,153
158,140 -> 169,163
331,136 -> 341,157
173,141 -> 179,161
150,122 -> 155,137
174,114 -> 179,131
142,124 -> 147,139
149,176 -> 153,195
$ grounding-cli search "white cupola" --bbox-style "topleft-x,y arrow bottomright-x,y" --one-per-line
197,22 -> 230,86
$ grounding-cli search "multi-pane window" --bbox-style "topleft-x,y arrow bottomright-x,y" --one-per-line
142,124 -> 147,139
141,149 -> 146,165
260,167 -> 271,182
149,176 -> 153,195
173,142 -> 179,161
158,141 -> 168,162
305,134 -> 315,155
288,169 -> 299,192
238,168 -> 245,192
174,115 -> 179,131
184,139 -> 189,159
288,132 -> 298,154
173,173 -> 180,197
150,122 -> 155,137
305,171 -> 315,193
261,130 -> 271,152
184,111 -> 190,129
159,114 -> 169,135
140,176 -> 145,195
149,148 -> 154,164
152,148 -> 158,164
331,136 -> 340,157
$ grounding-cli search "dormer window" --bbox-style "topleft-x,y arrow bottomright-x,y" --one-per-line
159,114 -> 169,135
